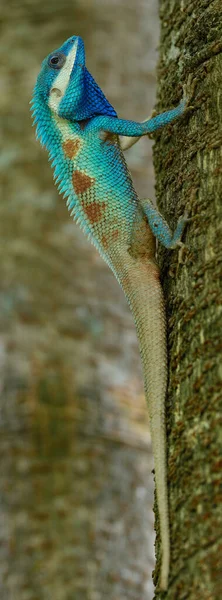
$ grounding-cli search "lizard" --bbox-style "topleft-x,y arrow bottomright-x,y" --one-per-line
31,35 -> 188,591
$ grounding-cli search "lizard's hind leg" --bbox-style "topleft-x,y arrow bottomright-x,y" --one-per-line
140,198 -> 188,249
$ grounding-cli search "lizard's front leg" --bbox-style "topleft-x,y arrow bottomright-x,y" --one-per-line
118,93 -> 187,150
86,95 -> 186,137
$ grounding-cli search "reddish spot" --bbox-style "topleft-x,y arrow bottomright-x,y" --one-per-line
143,261 -> 160,283
72,170 -> 95,195
111,230 -> 119,241
63,139 -> 81,159
101,131 -> 117,145
79,119 -> 90,130
101,234 -> 109,249
101,229 -> 119,250
151,270 -> 160,283
83,201 -> 106,224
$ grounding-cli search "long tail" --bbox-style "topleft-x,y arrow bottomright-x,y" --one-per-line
121,255 -> 169,590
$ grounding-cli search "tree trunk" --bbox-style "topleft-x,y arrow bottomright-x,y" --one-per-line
0,1 -> 160,599
153,1 -> 222,597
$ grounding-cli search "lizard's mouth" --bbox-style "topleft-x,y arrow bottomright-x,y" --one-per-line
65,39 -> 79,81
69,37 -> 85,80
48,39 -> 79,113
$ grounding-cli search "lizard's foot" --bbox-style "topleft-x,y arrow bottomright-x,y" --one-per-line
181,74 -> 197,112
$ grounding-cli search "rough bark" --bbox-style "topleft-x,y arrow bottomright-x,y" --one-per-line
153,1 -> 222,597
0,1 -> 160,599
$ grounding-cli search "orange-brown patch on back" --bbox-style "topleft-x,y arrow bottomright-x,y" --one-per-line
83,201 -> 106,224
72,170 -> 95,195
63,139 -> 81,159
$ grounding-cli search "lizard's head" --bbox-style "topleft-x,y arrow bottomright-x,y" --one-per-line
32,35 -> 116,130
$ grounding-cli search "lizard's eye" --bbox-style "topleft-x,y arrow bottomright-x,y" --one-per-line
48,52 -> 66,70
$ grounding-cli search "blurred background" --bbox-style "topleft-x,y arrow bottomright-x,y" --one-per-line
0,1 -> 160,599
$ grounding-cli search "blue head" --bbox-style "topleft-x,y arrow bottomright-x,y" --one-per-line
31,35 -> 117,145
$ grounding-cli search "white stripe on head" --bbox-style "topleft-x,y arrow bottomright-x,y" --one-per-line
48,39 -> 78,113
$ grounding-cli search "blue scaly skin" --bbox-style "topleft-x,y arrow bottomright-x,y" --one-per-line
31,35 -> 188,590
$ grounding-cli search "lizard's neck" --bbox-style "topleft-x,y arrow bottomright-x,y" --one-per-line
32,92 -> 83,195
31,92 -> 61,150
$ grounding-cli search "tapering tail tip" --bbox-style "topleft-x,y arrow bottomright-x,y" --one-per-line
159,550 -> 169,591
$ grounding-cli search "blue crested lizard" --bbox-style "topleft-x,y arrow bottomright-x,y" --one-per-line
31,35 -> 188,590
